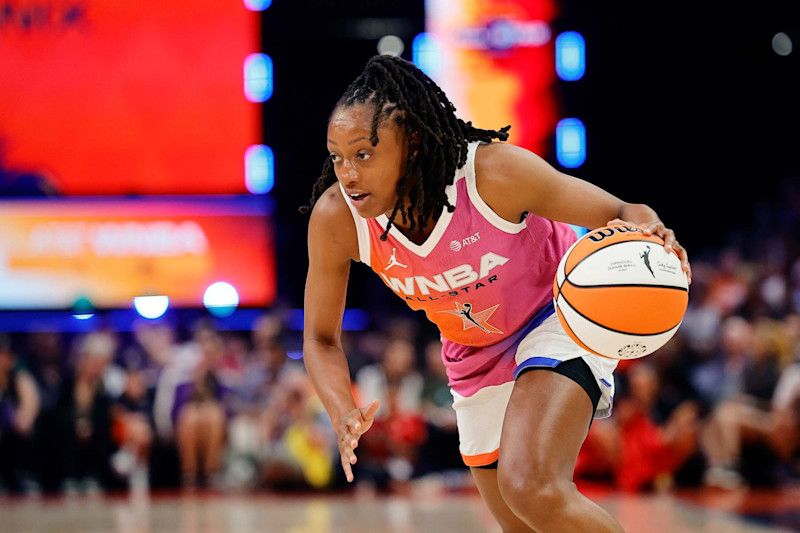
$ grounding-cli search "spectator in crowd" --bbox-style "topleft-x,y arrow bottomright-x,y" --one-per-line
110,320 -> 178,491
701,324 -> 796,489
680,249 -> 748,359
226,314 -> 305,490
576,361 -> 700,492
232,315 -> 299,415
122,320 -> 175,389
258,370 -> 337,491
26,331 -> 68,493
56,331 -> 116,495
354,338 -> 426,493
170,321 -> 234,490
0,333 -> 41,495
691,316 -> 752,406
109,362 -> 154,492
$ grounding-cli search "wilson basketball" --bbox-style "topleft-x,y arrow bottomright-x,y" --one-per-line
553,224 -> 689,360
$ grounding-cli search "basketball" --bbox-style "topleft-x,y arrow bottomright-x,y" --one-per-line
553,224 -> 689,360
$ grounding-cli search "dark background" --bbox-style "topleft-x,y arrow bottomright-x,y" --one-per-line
263,0 -> 799,313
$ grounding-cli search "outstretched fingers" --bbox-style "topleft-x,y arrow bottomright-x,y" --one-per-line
337,400 -> 381,482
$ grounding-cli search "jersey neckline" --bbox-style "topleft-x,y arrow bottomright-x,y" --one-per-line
375,176 -> 458,258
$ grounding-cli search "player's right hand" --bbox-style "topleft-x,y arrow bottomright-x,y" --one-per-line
336,399 -> 380,482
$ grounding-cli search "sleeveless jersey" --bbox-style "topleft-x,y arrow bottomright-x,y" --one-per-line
339,141 -> 577,348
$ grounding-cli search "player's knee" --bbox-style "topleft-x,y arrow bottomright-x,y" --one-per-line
497,465 -> 569,518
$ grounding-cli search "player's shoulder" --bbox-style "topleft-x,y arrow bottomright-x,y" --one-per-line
474,141 -> 532,185
311,183 -> 351,221
473,142 -> 533,208
308,183 -> 360,261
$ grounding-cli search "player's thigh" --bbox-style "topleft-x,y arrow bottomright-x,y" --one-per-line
470,466 -> 535,533
499,369 -> 595,482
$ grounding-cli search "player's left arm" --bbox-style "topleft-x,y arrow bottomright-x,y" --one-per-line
475,142 -> 691,282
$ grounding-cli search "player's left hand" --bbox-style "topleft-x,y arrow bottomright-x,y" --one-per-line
607,218 -> 692,284
336,399 -> 380,483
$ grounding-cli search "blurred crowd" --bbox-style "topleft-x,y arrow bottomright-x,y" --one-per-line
0,314 -> 462,497
1,183 -> 800,498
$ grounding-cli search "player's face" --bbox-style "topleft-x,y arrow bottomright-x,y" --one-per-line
327,103 -> 408,219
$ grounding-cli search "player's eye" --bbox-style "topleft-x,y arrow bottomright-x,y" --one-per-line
329,153 -> 341,163
357,151 -> 371,160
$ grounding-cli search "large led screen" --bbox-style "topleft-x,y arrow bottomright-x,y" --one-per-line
424,0 -> 558,157
0,1 -> 260,195
0,197 -> 275,309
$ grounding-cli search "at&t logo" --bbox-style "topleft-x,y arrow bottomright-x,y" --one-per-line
450,231 -> 480,252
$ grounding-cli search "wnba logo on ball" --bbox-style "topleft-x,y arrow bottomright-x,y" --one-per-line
449,240 -> 462,252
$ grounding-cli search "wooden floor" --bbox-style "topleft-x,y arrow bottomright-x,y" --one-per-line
1,488 -> 798,532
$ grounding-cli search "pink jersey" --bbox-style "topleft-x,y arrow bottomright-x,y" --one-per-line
340,141 -> 577,394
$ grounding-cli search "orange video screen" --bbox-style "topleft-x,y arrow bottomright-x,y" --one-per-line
0,1 -> 260,195
425,0 -> 558,157
0,197 -> 275,309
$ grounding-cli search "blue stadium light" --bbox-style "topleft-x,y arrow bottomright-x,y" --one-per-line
244,53 -> 272,103
72,296 -> 94,320
412,33 -> 441,77
555,32 -> 585,81
556,118 -> 586,168
203,281 -> 240,318
245,144 -> 274,194
133,295 -> 169,320
244,0 -> 271,11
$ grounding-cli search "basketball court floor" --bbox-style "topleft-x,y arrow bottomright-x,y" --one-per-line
2,486 -> 799,532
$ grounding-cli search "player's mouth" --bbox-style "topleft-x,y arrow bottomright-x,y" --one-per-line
348,192 -> 370,205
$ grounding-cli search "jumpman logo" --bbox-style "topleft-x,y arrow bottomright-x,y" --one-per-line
640,246 -> 655,277
437,302 -> 503,334
384,248 -> 407,270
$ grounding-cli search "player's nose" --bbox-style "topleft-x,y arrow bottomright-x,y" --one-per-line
339,159 -> 360,184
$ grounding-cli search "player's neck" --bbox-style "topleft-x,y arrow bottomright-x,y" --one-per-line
391,214 -> 437,245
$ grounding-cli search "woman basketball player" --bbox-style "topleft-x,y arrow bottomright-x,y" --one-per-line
301,55 -> 691,533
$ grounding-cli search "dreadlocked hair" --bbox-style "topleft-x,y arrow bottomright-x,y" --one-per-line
299,54 -> 510,241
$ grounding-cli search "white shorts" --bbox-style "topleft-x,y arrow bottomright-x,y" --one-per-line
450,312 -> 617,467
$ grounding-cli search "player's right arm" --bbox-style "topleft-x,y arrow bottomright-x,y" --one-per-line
303,185 -> 380,482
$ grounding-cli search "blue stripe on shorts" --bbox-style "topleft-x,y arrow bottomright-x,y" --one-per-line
512,302 -> 559,380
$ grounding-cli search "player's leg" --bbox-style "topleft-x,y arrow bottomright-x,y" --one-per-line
471,466 -> 535,533
496,366 -> 624,533
451,378 -> 533,533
